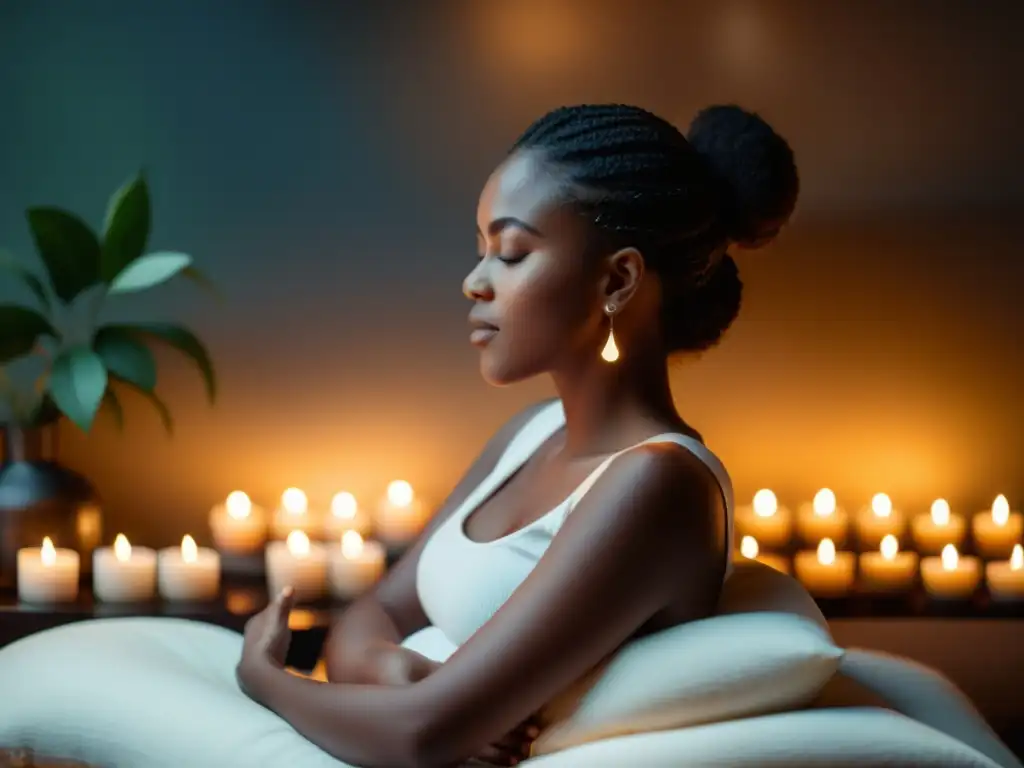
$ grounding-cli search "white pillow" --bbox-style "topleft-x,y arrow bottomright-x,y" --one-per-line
530,559 -> 843,755
523,707 -> 1006,767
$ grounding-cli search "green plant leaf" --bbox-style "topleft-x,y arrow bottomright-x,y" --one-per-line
47,347 -> 108,432
0,249 -> 50,311
101,174 -> 150,282
93,326 -> 157,390
0,304 -> 55,363
101,386 -> 125,431
103,322 -> 216,403
113,375 -> 174,435
25,207 -> 102,303
180,265 -> 225,303
108,251 -> 192,294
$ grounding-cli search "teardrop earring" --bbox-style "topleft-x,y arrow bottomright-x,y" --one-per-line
600,302 -> 620,363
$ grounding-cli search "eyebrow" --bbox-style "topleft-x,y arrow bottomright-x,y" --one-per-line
478,217 -> 543,238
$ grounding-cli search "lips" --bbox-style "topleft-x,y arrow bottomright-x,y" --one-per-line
468,317 -> 499,347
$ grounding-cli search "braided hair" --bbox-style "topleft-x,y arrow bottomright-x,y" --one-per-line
512,104 -> 799,353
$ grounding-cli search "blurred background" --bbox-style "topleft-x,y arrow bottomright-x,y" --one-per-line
1,0 -> 1022,546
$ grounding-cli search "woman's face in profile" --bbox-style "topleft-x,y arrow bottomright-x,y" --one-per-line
464,151 -> 605,386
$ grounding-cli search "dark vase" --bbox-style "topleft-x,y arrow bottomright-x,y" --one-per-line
0,422 -> 102,589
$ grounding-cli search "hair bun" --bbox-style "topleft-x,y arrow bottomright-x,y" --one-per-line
686,104 -> 799,249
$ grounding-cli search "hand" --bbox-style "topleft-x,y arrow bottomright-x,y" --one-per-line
240,586 -> 296,671
472,715 -> 541,766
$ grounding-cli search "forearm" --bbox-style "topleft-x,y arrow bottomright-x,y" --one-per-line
244,657 -> 426,768
323,597 -> 405,683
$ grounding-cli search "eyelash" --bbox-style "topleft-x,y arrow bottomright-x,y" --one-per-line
477,252 -> 528,265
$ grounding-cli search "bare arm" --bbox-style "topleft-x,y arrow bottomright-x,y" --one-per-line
323,399 -> 557,685
241,443 -> 726,767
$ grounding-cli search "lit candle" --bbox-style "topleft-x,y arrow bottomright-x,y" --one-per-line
736,535 -> 791,575
270,487 -> 321,540
733,489 -> 793,549
795,488 -> 849,546
793,538 -> 855,597
910,499 -> 967,555
209,491 -> 268,554
858,534 -> 918,593
328,530 -> 386,599
322,491 -> 373,540
375,480 -> 431,548
921,544 -> 981,600
986,544 -> 1024,601
93,534 -> 157,603
972,495 -> 1023,559
854,493 -> 906,549
158,535 -> 221,602
266,530 -> 327,603
17,537 -> 79,604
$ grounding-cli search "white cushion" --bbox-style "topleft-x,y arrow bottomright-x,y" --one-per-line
523,707 -> 1005,767
530,560 -> 844,754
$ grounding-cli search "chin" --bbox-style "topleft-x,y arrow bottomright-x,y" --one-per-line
478,351 -> 538,388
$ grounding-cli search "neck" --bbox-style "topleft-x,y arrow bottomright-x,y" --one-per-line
549,342 -> 680,458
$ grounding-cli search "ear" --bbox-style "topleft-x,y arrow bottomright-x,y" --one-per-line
601,247 -> 645,308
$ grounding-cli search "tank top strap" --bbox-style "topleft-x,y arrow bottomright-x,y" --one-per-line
490,400 -> 565,477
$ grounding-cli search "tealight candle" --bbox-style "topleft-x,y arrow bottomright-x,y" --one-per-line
733,489 -> 793,549
854,493 -> 906,549
271,487 -> 321,540
17,537 -> 79,604
972,495 -> 1023,559
266,530 -> 327,602
93,534 -> 157,602
794,538 -> 856,597
158,535 -> 221,602
209,491 -> 268,554
322,491 -> 373,540
921,544 -> 981,600
858,534 -> 918,593
795,488 -> 849,545
328,530 -> 386,599
736,535 -> 791,575
986,544 -> 1024,601
375,480 -> 431,548
911,499 -> 967,555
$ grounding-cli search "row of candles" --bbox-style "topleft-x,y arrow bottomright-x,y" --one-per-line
735,489 -> 1024,600
13,481 -> 430,606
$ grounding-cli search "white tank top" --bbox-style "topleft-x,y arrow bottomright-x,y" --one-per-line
415,400 -> 735,648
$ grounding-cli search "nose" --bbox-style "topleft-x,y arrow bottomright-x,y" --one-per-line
462,261 -> 493,301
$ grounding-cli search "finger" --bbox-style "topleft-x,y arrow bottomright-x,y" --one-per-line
276,586 -> 295,620
472,744 -> 520,766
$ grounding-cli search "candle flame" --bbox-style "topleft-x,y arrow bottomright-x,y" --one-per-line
941,543 -> 959,571
281,487 -> 308,516
386,480 -> 414,508
816,538 -> 836,566
812,488 -> 836,517
286,530 -> 311,558
1011,544 -> 1023,571
341,530 -> 365,559
752,489 -> 777,518
880,534 -> 899,560
226,491 -> 252,520
181,535 -> 198,563
114,534 -> 132,562
331,491 -> 358,519
40,537 -> 56,566
930,499 -> 950,526
740,535 -> 759,559
992,495 -> 1010,526
871,493 -> 892,518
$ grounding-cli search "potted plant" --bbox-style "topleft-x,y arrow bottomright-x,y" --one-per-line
0,173 -> 218,587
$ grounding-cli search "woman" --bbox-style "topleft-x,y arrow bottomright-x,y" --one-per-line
236,103 -> 799,767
